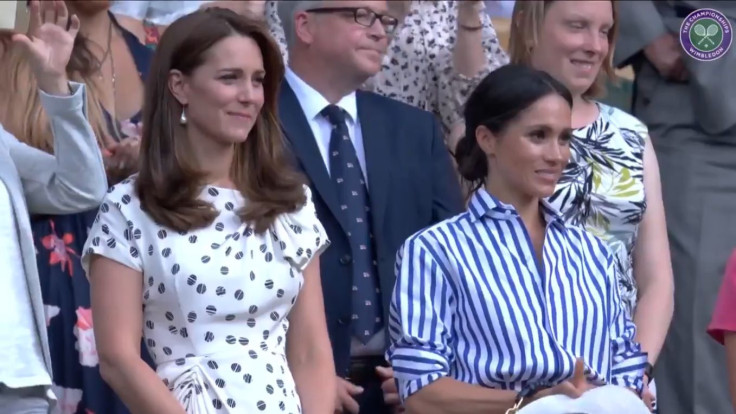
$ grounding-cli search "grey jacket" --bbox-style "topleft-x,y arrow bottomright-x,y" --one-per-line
615,1 -> 736,135
0,82 -> 107,381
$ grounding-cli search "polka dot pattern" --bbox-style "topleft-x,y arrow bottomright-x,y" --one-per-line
82,177 -> 329,413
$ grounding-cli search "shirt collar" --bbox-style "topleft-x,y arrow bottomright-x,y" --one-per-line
285,67 -> 358,124
467,187 -> 565,228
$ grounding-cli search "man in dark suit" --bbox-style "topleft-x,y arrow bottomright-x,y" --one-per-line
616,2 -> 736,413
277,0 -> 464,412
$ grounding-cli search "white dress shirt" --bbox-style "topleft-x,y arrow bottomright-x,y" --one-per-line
284,68 -> 385,356
284,68 -> 368,183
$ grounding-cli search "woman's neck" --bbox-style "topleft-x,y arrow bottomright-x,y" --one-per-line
186,127 -> 236,188
485,180 -> 541,230
76,10 -> 112,41
571,93 -> 600,129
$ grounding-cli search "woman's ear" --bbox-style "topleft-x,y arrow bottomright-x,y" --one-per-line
168,69 -> 189,106
475,125 -> 498,158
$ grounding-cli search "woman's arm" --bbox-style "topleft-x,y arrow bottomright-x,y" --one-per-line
604,248 -> 648,394
286,256 -> 336,414
89,255 -> 186,414
453,1 -> 490,78
388,236 -> 518,414
632,137 -> 674,365
435,0 -> 509,133
404,377 -> 518,414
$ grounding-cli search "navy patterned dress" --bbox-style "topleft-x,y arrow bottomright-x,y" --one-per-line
33,13 -> 154,414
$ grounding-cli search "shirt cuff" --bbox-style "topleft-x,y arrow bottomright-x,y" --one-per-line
388,348 -> 450,402
39,82 -> 85,115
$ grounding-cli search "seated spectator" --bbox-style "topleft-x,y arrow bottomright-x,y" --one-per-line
386,64 -> 650,414
707,249 -> 736,410
509,1 -> 673,409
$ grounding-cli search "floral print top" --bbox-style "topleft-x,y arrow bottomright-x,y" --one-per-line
548,103 -> 648,316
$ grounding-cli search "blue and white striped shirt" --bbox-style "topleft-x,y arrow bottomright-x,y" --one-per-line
386,189 -> 647,402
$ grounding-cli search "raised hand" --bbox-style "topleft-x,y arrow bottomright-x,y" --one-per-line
12,0 -> 80,95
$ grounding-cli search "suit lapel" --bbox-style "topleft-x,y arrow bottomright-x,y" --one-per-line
279,82 -> 350,234
357,91 -> 391,232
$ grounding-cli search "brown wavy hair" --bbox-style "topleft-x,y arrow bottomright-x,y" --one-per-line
508,0 -> 619,99
136,7 -> 305,234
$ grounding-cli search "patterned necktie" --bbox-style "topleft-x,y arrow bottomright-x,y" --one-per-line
321,105 -> 383,344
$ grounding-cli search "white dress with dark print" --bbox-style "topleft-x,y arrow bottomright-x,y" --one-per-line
82,177 -> 329,414
548,103 -> 647,316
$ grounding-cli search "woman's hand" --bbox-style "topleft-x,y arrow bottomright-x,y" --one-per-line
524,359 -> 591,404
105,137 -> 141,184
641,378 -> 656,412
12,0 -> 80,95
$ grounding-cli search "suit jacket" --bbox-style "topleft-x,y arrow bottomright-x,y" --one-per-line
614,1 -> 736,135
0,82 -> 107,382
279,81 -> 464,376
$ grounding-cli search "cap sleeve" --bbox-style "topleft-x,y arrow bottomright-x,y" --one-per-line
272,185 -> 330,271
81,188 -> 144,275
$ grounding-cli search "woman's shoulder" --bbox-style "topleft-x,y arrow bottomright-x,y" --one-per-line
102,174 -> 143,216
596,102 -> 649,137
403,210 -> 472,252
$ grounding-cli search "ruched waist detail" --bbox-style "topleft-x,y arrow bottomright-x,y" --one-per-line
157,348 -> 299,413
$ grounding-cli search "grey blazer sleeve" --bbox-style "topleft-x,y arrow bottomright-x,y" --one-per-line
3,82 -> 108,214
613,1 -> 668,68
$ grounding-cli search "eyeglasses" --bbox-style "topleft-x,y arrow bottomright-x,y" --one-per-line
306,7 -> 399,34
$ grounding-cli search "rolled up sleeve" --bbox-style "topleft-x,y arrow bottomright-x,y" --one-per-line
386,235 -> 455,403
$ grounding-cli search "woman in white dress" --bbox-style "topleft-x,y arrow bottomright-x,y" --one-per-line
82,8 -> 336,414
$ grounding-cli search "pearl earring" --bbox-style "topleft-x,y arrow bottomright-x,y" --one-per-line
179,107 -> 188,125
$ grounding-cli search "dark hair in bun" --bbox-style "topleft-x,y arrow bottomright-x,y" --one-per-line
454,64 -> 572,193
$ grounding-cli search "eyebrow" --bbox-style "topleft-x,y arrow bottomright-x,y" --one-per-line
565,13 -> 614,27
216,68 -> 267,75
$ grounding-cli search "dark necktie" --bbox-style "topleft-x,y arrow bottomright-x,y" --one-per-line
320,104 -> 383,344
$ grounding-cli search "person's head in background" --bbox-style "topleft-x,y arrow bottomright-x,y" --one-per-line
278,0 -> 397,103
137,7 -> 305,234
454,64 -> 573,209
509,1 -> 616,116
0,0 -> 113,153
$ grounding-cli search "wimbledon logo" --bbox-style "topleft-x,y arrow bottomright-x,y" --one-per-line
680,8 -> 732,61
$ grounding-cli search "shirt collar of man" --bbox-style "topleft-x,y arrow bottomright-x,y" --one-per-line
285,67 -> 358,125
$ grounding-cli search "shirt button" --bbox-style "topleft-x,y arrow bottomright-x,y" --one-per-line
339,255 -> 352,265
337,317 -> 349,325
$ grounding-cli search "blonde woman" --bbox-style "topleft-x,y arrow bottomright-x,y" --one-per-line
509,1 -> 674,410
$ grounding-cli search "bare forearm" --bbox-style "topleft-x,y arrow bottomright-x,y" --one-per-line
291,356 -> 336,413
453,5 -> 487,78
634,284 -> 673,363
404,377 -> 517,414
100,357 -> 185,414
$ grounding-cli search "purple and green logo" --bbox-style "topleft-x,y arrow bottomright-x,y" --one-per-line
680,8 -> 732,61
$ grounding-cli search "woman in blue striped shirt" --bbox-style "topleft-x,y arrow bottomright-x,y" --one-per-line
386,65 -> 650,413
